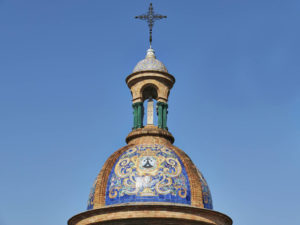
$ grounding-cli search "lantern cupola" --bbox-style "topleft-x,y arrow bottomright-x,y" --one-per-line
126,48 -> 175,130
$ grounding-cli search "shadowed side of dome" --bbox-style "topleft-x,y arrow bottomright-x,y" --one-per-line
133,48 -> 168,73
197,169 -> 213,209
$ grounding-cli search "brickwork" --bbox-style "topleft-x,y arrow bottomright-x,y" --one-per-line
169,145 -> 204,208
93,145 -> 134,208
126,71 -> 175,103
68,204 -> 232,225
126,125 -> 174,144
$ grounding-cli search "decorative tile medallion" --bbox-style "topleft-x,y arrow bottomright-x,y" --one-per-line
105,145 -> 191,205
197,169 -> 213,209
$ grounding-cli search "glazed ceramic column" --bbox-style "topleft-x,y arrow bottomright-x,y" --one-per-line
162,102 -> 168,130
157,102 -> 168,130
132,102 -> 144,129
137,102 -> 144,128
132,103 -> 138,129
157,102 -> 163,129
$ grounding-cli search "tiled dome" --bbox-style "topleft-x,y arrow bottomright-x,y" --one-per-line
133,48 -> 168,73
87,144 -> 213,210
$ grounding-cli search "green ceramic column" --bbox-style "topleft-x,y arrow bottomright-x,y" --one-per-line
162,103 -> 168,130
132,102 -> 144,129
136,102 -> 144,128
132,103 -> 138,129
157,102 -> 164,129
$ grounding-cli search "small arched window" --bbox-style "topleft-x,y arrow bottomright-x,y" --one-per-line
141,84 -> 158,101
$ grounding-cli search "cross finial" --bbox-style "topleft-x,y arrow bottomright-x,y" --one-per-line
135,3 -> 167,47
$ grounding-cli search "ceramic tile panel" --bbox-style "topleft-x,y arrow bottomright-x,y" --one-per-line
105,144 -> 191,205
87,178 -> 97,210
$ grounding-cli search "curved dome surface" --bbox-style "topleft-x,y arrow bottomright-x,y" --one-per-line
87,144 -> 213,210
133,48 -> 168,73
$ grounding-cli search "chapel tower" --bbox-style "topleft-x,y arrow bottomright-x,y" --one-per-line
68,3 -> 232,225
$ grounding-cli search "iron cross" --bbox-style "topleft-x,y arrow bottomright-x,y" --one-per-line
135,3 -> 167,47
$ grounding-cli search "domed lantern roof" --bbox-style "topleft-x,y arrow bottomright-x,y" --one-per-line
133,48 -> 168,73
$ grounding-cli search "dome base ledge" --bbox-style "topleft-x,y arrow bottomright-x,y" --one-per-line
68,204 -> 232,225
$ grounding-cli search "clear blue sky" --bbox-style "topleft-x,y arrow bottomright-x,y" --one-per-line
0,0 -> 299,224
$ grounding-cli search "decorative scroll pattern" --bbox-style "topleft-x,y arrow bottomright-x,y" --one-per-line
105,145 -> 191,205
197,169 -> 213,209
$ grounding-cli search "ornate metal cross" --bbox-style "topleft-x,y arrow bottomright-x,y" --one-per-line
135,3 -> 167,47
